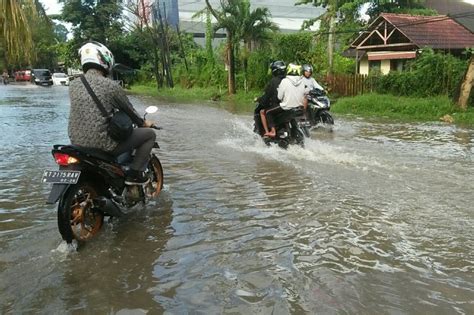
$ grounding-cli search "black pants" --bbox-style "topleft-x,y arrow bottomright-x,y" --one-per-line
265,106 -> 286,129
112,128 -> 156,171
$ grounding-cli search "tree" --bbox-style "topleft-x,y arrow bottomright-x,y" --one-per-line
0,0 -> 34,70
204,0 -> 277,94
60,0 -> 123,45
238,1 -> 277,91
54,23 -> 69,42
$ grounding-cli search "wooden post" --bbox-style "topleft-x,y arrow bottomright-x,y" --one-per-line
457,56 -> 474,110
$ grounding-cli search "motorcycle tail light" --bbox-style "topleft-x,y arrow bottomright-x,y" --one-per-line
54,152 -> 79,166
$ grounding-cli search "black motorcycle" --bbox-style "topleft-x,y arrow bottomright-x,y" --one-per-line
254,104 -> 306,149
43,106 -> 164,245
303,87 -> 334,135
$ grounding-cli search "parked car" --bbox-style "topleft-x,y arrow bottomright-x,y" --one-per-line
31,69 -> 53,86
52,72 -> 70,86
14,70 -> 31,82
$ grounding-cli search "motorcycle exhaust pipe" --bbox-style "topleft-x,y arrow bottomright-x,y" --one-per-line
93,196 -> 125,217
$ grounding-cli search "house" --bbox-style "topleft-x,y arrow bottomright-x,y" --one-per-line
349,13 -> 474,75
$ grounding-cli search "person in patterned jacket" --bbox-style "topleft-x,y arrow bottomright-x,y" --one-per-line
68,41 -> 155,185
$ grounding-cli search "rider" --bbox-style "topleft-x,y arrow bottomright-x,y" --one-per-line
264,63 -> 307,138
2,70 -> 8,84
256,60 -> 286,135
301,64 -> 324,92
68,41 -> 155,185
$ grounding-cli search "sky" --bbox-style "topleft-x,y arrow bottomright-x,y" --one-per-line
40,0 -> 63,15
40,0 -> 322,31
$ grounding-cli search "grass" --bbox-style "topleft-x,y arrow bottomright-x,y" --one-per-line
333,93 -> 474,126
129,84 -> 474,127
129,84 -> 259,113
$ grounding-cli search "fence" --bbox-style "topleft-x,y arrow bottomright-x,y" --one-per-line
322,74 -> 374,97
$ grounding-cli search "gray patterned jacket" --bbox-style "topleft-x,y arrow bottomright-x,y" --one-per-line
68,69 -> 144,152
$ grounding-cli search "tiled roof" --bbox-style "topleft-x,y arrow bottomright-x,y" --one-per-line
381,13 -> 474,49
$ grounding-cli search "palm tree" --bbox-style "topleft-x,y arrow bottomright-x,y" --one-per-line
237,1 -> 278,91
0,0 -> 35,70
205,0 -> 277,95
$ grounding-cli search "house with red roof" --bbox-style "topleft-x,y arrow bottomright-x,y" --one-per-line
349,13 -> 474,75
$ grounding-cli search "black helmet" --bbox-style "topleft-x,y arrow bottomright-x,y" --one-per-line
302,64 -> 313,74
270,60 -> 286,76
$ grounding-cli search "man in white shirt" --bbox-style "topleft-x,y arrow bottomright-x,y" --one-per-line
301,64 -> 324,93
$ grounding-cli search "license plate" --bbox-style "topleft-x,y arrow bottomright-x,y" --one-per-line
42,170 -> 81,184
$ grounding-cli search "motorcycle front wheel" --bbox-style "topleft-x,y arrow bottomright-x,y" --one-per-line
319,110 -> 334,125
57,182 -> 104,244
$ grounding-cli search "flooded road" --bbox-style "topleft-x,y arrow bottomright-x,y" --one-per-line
1,83 -> 473,314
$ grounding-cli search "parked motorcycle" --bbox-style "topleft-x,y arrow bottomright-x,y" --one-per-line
254,105 -> 306,149
303,87 -> 334,135
43,106 -> 164,245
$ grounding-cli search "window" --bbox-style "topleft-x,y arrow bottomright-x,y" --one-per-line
369,60 -> 381,74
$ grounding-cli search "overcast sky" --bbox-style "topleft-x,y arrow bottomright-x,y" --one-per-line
40,0 -> 62,15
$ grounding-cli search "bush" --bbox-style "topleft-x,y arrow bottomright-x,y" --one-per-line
372,50 -> 467,97
246,50 -> 272,90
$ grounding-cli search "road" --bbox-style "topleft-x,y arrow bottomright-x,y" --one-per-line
0,83 -> 473,314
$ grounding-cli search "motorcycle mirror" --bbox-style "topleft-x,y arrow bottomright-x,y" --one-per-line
145,106 -> 158,114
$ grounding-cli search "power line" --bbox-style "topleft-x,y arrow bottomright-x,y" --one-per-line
315,11 -> 474,36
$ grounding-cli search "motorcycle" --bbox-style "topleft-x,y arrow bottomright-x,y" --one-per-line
301,87 -> 334,136
43,106 -> 164,245
253,104 -> 306,149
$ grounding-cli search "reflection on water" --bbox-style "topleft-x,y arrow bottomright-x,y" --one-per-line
0,84 -> 473,314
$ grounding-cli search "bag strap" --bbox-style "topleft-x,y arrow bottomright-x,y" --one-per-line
80,75 -> 110,118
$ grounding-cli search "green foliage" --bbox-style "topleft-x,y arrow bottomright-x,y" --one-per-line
273,32 -> 313,63
53,22 -> 68,42
30,16 -> 58,69
372,50 -> 467,97
246,50 -> 272,90
308,37 -> 355,75
61,0 -> 123,45
1,0 -> 35,66
365,1 -> 436,20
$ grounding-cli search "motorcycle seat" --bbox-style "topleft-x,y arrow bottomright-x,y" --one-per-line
66,145 -> 117,162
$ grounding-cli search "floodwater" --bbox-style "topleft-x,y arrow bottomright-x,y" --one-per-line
0,83 -> 473,314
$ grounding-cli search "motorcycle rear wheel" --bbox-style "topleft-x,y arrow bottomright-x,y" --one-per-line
57,182 -> 104,244
146,155 -> 164,198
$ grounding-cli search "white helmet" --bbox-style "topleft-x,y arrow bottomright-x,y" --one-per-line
78,41 -> 114,75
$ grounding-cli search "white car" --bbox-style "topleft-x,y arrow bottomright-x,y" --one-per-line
52,73 -> 70,86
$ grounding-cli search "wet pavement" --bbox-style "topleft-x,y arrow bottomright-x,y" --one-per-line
0,83 -> 473,314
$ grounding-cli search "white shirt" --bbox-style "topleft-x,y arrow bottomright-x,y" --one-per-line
277,75 -> 306,110
302,76 -> 324,94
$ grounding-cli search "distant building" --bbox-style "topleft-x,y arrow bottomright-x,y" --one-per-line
154,0 -> 179,27
178,0 -> 324,46
122,0 -> 179,28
